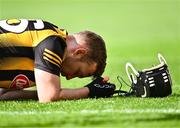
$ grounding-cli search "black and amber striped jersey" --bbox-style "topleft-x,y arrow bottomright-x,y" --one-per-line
0,19 -> 67,89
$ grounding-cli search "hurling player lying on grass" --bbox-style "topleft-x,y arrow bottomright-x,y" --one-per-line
0,19 -> 115,103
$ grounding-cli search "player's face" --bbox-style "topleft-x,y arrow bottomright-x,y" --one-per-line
60,57 -> 97,80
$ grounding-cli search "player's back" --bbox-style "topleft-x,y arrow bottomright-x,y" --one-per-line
0,19 -> 67,89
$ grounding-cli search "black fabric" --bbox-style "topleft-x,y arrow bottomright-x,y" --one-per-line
0,47 -> 34,59
34,35 -> 66,76
0,70 -> 35,81
85,77 -> 116,98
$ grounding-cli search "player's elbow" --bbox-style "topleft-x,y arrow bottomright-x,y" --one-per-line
38,91 -> 60,103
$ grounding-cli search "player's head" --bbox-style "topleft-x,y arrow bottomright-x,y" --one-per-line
61,30 -> 107,80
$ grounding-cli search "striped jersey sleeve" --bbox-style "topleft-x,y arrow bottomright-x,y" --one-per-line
34,36 -> 66,76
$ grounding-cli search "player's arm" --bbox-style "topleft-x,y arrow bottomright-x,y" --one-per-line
35,68 -> 90,103
35,69 -> 115,103
0,74 -> 114,101
0,90 -> 38,100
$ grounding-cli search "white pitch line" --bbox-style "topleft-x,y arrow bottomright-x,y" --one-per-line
80,109 -> 180,114
0,109 -> 179,115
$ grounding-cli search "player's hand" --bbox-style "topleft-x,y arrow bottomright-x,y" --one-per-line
85,77 -> 116,98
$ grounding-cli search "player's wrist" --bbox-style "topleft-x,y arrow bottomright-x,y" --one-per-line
84,87 -> 90,96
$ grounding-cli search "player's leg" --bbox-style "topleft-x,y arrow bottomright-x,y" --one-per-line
0,88 -> 8,96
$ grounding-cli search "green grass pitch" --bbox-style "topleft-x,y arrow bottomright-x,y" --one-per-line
0,0 -> 179,127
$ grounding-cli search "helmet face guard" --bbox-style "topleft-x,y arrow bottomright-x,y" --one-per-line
117,53 -> 172,98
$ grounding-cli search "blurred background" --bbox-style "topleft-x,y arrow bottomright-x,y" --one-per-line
0,0 -> 179,88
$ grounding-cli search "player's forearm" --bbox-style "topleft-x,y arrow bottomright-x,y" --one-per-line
0,90 -> 38,100
58,87 -> 89,100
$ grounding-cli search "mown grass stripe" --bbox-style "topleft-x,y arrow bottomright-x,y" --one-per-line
0,109 -> 179,115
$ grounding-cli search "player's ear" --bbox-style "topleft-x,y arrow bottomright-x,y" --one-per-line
73,47 -> 88,57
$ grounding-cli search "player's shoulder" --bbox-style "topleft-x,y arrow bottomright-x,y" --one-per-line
40,35 -> 66,47
42,36 -> 66,51
35,35 -> 66,58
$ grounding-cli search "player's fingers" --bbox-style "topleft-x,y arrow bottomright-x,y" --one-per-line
102,76 -> 109,83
